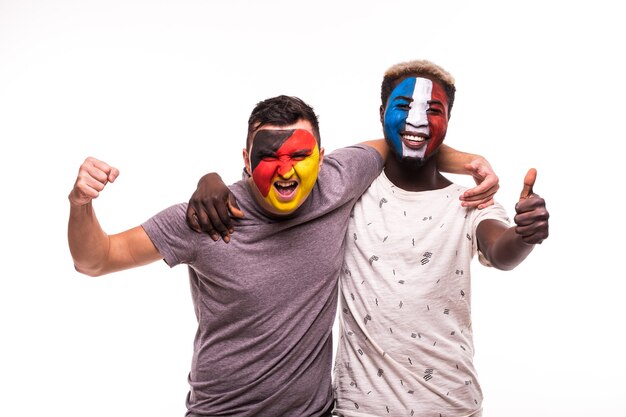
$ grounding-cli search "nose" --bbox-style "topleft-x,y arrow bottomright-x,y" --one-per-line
406,104 -> 429,129
406,119 -> 428,129
277,160 -> 295,178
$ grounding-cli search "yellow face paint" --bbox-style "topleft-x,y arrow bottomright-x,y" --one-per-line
250,129 -> 320,215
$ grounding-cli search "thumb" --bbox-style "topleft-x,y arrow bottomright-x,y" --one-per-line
227,193 -> 245,218
520,168 -> 537,199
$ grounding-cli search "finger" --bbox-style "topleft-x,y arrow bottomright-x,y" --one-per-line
476,200 -> 495,210
461,175 -> 499,200
79,172 -> 111,198
460,187 -> 498,208
88,158 -> 119,184
198,210 -> 220,241
107,167 -> 120,183
188,202 -> 219,241
185,205 -> 202,233
228,193 -> 245,219
514,199 -> 549,226
461,196 -> 495,209
461,188 -> 497,203
68,184 -> 99,206
515,225 -> 548,245
83,165 -> 109,186
203,205 -> 229,242
214,200 -> 235,238
520,168 -> 537,199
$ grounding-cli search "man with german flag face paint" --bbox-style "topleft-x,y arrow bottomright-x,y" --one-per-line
245,126 -> 323,216
383,75 -> 449,165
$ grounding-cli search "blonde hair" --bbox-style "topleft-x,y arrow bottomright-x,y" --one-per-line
381,59 -> 456,115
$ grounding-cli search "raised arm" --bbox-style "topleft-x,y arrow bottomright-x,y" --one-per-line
476,168 -> 549,271
68,157 -> 162,277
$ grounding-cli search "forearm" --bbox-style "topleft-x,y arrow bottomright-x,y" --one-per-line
484,227 -> 535,271
68,202 -> 111,276
359,139 -> 388,161
437,144 -> 482,174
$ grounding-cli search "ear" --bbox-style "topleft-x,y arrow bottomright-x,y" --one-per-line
318,147 -> 325,168
379,105 -> 385,124
243,148 -> 251,177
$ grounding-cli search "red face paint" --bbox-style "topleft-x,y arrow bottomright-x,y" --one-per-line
424,81 -> 449,158
248,129 -> 321,214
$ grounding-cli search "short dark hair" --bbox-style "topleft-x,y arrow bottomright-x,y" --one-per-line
246,95 -> 321,149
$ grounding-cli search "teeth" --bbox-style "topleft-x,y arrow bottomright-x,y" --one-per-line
402,134 -> 425,142
275,181 -> 297,188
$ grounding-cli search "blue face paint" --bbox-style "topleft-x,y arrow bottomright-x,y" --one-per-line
383,77 -> 417,157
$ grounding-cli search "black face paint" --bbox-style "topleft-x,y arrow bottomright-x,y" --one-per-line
249,129 -> 295,172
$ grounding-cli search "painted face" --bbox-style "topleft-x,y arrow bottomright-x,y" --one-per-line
249,128 -> 321,214
383,76 -> 449,164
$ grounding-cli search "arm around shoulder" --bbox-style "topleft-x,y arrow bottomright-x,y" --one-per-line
437,144 -> 500,209
358,139 -> 388,161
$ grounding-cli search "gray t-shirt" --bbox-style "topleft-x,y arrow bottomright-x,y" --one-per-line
142,145 -> 383,417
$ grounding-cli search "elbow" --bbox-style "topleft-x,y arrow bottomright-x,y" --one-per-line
484,246 -> 532,272
479,226 -> 533,271
73,263 -> 106,277
489,261 -> 518,272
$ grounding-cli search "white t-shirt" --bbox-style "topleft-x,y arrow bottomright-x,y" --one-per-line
333,171 -> 510,417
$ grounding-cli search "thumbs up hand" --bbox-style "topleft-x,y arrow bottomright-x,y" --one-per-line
514,168 -> 549,245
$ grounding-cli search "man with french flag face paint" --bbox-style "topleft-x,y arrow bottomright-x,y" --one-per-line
331,60 -> 549,417
383,75 -> 449,165
245,127 -> 323,216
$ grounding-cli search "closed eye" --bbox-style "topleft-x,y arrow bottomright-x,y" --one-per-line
259,151 -> 278,161
427,100 -> 445,115
291,150 -> 312,161
391,96 -> 412,111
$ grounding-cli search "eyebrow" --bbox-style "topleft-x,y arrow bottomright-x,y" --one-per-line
393,95 -> 414,102
428,100 -> 444,106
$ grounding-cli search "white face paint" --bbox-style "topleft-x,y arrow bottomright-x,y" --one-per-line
384,76 -> 449,164
402,78 -> 432,159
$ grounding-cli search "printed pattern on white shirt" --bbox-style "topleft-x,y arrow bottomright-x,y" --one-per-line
333,171 -> 510,417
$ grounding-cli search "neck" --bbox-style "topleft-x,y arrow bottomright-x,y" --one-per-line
383,155 -> 451,192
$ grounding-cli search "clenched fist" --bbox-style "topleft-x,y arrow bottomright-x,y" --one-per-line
68,157 -> 119,207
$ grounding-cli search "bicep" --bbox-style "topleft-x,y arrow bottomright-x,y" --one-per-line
105,226 -> 163,274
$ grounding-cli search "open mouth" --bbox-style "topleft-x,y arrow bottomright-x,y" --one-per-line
273,180 -> 299,199
401,133 -> 428,149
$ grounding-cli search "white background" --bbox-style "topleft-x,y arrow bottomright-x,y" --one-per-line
1,1 -> 624,416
